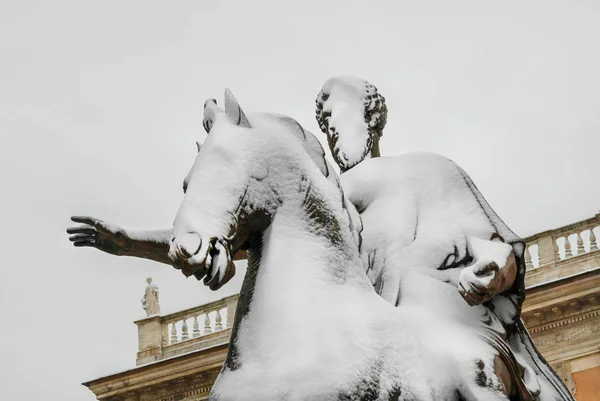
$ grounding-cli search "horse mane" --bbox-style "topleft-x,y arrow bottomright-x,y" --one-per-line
272,115 -> 330,178
272,114 -> 365,257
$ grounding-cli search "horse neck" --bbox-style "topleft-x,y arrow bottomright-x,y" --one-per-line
243,194 -> 370,329
224,185 -> 371,370
264,183 -> 368,287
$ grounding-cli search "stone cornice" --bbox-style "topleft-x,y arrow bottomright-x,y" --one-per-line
525,253 -> 600,287
84,343 -> 227,400
523,268 -> 600,312
522,268 -> 600,331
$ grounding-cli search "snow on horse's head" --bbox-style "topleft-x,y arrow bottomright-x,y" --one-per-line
169,88 -> 363,291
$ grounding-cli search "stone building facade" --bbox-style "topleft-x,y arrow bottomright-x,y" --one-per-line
520,213 -> 600,400
84,213 -> 600,401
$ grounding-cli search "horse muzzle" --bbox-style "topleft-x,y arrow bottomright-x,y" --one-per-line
169,233 -> 236,291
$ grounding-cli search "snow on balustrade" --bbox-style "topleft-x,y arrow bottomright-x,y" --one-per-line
134,294 -> 238,365
163,298 -> 234,346
524,213 -> 600,270
166,308 -> 226,345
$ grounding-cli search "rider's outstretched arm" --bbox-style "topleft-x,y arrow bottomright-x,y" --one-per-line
67,216 -> 174,265
67,216 -> 246,267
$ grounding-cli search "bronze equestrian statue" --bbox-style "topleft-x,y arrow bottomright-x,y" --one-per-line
68,79 -> 573,401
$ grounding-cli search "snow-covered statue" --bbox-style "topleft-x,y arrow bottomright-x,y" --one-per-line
66,78 -> 574,400
315,76 -> 573,401
141,277 -> 160,316
170,89 -> 473,400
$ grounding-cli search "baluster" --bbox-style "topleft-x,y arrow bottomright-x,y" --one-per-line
181,319 -> 189,341
192,316 -> 200,338
590,228 -> 598,251
576,231 -> 585,255
554,238 -> 560,262
204,313 -> 212,334
564,235 -> 573,258
525,245 -> 533,270
215,310 -> 223,331
170,322 -> 179,344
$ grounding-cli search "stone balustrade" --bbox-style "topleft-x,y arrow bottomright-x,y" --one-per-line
132,214 -> 599,366
524,213 -> 600,287
134,294 -> 238,366
164,301 -> 228,346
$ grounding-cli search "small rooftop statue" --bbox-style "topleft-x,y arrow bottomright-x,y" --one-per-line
141,277 -> 160,316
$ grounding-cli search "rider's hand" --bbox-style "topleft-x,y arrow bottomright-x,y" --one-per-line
458,260 -> 504,306
67,216 -> 132,256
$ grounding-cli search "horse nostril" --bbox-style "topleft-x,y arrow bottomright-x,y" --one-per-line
178,232 -> 202,259
179,246 -> 191,259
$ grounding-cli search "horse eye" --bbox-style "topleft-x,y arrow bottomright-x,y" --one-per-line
182,180 -> 188,194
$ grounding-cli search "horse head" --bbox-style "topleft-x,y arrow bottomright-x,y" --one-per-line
169,89 -> 337,290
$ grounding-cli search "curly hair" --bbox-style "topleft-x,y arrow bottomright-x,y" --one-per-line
315,78 -> 387,171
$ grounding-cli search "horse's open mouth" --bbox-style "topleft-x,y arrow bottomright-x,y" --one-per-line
196,237 -> 237,291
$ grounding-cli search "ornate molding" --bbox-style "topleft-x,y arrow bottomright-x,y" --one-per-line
157,384 -> 212,401
532,315 -> 600,354
529,310 -> 600,334
535,326 -> 589,348
143,374 -> 217,401
134,368 -> 220,401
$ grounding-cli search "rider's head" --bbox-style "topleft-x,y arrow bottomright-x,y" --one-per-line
315,77 -> 387,172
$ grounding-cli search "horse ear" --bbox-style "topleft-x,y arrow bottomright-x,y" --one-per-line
224,88 -> 251,128
203,99 -> 222,133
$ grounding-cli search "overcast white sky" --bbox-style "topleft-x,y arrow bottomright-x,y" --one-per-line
1,1 -> 599,400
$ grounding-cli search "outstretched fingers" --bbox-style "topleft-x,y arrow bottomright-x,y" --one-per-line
66,227 -> 96,235
68,233 -> 95,242
73,241 -> 98,248
68,217 -> 102,247
71,216 -> 102,226
69,230 -> 98,249
67,226 -> 97,247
